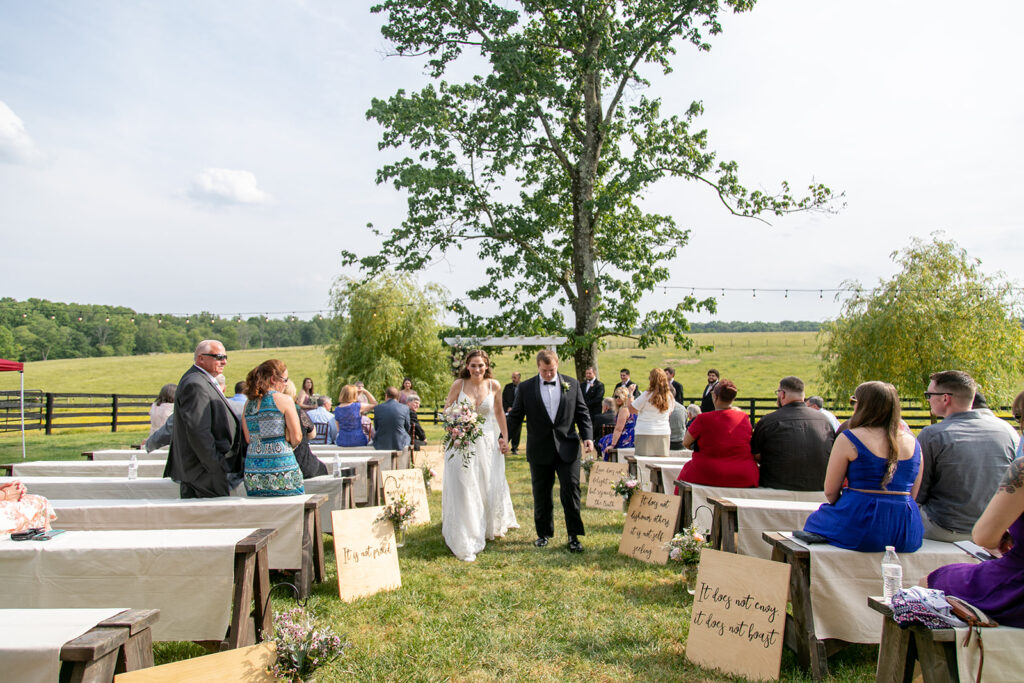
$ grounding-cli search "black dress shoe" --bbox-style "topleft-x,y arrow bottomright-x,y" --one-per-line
534,537 -> 549,548
567,536 -> 584,553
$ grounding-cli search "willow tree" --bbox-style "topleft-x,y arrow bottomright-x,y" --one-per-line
344,1 -> 837,377
819,236 -> 1024,405
324,274 -> 451,404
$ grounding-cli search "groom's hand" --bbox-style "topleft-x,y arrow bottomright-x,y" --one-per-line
498,436 -> 510,454
583,440 -> 594,452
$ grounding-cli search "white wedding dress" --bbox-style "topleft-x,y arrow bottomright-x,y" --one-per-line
442,385 -> 518,561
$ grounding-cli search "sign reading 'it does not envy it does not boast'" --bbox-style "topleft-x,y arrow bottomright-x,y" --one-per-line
686,548 -> 791,681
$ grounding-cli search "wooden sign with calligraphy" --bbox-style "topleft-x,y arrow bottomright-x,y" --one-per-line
585,461 -> 629,510
382,469 -> 431,525
618,491 -> 682,564
331,507 -> 402,603
686,548 -> 790,681
412,449 -> 444,492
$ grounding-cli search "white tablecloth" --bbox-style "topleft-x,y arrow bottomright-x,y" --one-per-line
0,608 -> 128,683
87,450 -> 169,461
686,484 -> 826,533
722,498 -> 821,560
2,475 -> 349,534
633,456 -> 691,492
12,460 -> 167,478
0,529 -> 254,641
954,626 -> 1024,683
50,496 -> 310,569
779,533 -> 979,643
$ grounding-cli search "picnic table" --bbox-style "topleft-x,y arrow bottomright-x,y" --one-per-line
0,528 -> 276,648
0,608 -> 159,683
50,494 -> 328,598
6,460 -> 168,478
761,531 -> 977,680
707,497 -> 821,559
675,480 -> 826,531
2,475 -> 353,533
632,455 -> 691,492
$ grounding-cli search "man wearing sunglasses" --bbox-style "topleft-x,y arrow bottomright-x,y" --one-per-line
165,340 -> 243,497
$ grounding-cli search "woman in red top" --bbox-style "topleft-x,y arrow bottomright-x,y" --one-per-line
676,379 -> 759,488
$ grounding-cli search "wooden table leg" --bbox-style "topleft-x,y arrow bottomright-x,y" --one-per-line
60,626 -> 127,683
915,632 -> 957,683
876,613 -> 913,683
294,505 -> 315,599
650,466 -> 664,494
341,477 -> 354,511
367,461 -> 381,506
253,544 -> 272,642
226,529 -> 276,650
226,550 -> 256,649
98,608 -> 160,673
313,498 -> 326,583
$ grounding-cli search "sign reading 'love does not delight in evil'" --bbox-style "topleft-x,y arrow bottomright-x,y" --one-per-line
382,469 -> 431,526
585,461 -> 629,510
686,548 -> 791,681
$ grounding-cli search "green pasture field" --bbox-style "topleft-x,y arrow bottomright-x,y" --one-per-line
0,331 -> 823,399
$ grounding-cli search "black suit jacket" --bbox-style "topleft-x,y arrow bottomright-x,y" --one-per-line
582,379 -> 605,418
166,365 -> 242,496
506,374 -> 593,465
502,382 -> 520,412
670,379 -> 684,405
614,380 -> 641,398
701,380 -> 719,414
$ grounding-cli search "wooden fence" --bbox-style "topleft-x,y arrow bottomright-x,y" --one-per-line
1,390 -> 1015,435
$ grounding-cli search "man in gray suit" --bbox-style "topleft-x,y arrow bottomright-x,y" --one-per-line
373,386 -> 411,451
165,340 -> 243,498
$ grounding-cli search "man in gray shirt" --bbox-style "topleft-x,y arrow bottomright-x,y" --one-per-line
916,370 -> 1016,541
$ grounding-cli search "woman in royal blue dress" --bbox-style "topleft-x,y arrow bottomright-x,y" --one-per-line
333,384 -> 377,447
241,359 -> 305,497
597,386 -> 637,460
802,381 -> 923,552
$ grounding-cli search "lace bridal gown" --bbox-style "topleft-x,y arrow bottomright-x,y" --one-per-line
442,384 -> 518,561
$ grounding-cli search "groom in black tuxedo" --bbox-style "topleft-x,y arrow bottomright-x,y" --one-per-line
506,350 -> 594,553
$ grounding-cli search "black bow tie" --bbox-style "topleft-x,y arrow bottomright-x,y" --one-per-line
543,380 -> 557,386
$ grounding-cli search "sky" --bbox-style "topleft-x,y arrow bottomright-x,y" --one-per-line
1,1 -> 1022,325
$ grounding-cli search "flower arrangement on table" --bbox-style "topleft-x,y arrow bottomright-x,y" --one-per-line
378,492 -> 417,533
442,398 -> 486,467
612,474 -> 639,508
421,465 -> 437,492
665,523 -> 710,594
268,607 -> 348,682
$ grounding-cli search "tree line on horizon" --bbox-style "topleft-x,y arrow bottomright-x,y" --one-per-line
0,298 -> 332,362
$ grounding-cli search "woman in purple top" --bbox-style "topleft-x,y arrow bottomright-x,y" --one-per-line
334,384 -> 377,447
926,390 -> 1024,627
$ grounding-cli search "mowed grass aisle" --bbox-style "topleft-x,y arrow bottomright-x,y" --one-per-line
253,457 -> 876,682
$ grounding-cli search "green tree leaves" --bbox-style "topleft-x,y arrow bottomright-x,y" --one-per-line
818,235 -> 1024,405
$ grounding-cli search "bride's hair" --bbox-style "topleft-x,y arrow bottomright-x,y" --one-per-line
459,349 -> 493,380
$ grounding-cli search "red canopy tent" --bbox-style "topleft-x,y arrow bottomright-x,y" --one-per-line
1,359 -> 26,460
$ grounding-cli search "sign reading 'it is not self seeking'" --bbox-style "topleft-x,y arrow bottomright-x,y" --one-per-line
685,548 -> 790,681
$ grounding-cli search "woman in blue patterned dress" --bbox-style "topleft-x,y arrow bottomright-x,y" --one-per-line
241,359 -> 305,497
597,386 -> 637,460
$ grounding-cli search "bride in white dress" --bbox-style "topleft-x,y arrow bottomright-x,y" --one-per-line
442,349 -> 518,562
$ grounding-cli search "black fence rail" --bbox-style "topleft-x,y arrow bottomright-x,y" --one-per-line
0,391 -> 153,434
1,391 -> 1016,435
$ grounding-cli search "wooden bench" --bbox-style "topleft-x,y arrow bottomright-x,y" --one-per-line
869,597 -> 959,683
221,528 -> 276,651
707,497 -> 821,559
60,609 -> 160,683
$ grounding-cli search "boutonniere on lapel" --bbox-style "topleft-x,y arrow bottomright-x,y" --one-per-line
560,380 -> 570,394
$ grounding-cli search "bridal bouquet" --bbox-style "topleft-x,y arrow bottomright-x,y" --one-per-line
442,398 -> 485,468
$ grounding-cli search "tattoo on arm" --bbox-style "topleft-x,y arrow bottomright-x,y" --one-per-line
999,457 -> 1024,494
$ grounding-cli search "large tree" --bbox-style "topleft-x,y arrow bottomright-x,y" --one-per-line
324,273 -> 451,404
344,0 -> 837,377
818,235 -> 1024,405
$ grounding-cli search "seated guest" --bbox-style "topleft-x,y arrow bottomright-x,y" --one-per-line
676,380 -> 758,488
146,413 -> 174,452
1,480 -> 55,534
407,394 -> 427,448
241,360 -> 304,496
282,380 -> 327,478
216,374 -> 242,418
596,387 -> 636,459
334,384 -> 377,447
149,383 -> 176,435
308,396 -> 339,444
917,370 -> 1016,542
297,377 -> 317,411
806,396 -> 840,431
802,381 -> 923,552
373,386 -> 411,451
592,397 -> 617,437
684,404 -> 701,430
751,375 -> 834,491
925,396 -> 1024,626
972,391 -> 1021,448
228,381 -> 247,408
668,400 -> 686,451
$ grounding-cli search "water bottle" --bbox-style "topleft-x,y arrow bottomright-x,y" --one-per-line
332,454 -> 341,478
127,453 -> 138,480
882,545 -> 903,603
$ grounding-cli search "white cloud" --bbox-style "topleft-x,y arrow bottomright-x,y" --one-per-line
0,101 -> 43,165
188,167 -> 271,205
